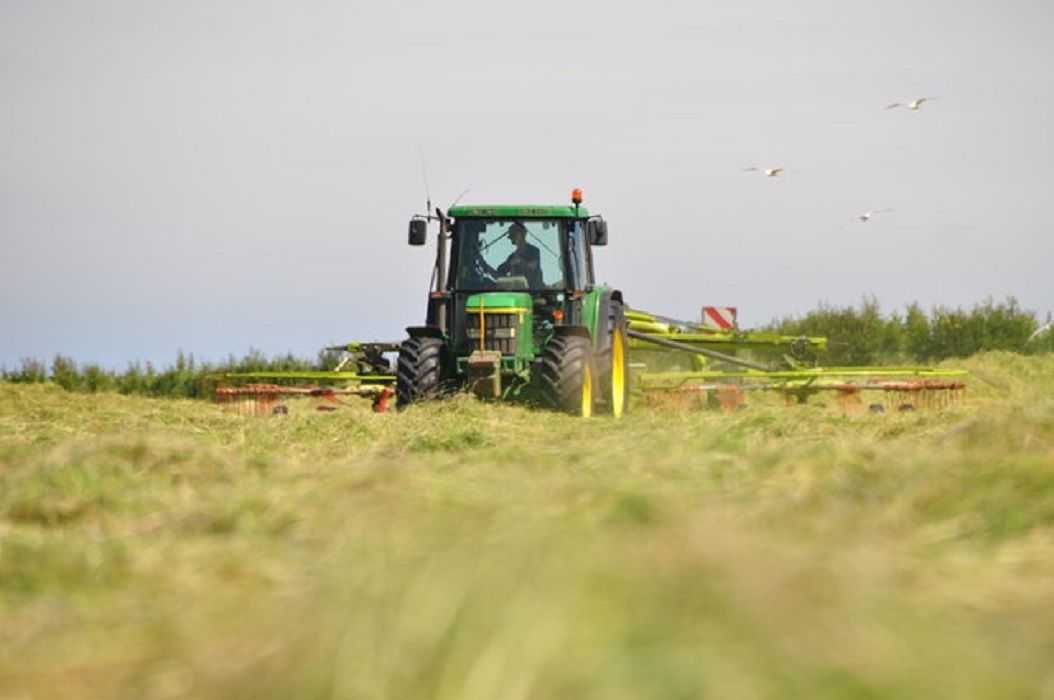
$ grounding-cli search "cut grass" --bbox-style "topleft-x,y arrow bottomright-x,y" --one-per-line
1,352 -> 1053,698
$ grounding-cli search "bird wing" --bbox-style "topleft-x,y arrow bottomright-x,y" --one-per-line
1028,323 -> 1053,343
766,168 -> 784,176
885,102 -> 903,110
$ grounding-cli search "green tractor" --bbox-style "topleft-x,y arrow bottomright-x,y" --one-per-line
399,190 -> 628,417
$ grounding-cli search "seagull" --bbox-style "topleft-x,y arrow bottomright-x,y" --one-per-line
743,166 -> 784,177
857,208 -> 894,222
1028,322 -> 1053,343
885,97 -> 930,111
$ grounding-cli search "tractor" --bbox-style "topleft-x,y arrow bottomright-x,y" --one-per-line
399,189 -> 628,417
213,191 -> 968,417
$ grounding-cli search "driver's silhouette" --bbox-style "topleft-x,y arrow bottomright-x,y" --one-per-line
495,222 -> 543,288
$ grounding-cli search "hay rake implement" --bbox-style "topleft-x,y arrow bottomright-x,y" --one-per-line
625,308 -> 967,412
213,343 -> 396,415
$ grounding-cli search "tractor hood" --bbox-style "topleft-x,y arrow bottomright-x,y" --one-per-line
462,292 -> 534,360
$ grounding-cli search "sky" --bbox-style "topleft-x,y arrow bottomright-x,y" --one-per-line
2,0 -> 1052,368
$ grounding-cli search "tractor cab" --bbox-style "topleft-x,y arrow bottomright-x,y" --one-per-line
453,218 -> 568,293
401,190 -> 626,417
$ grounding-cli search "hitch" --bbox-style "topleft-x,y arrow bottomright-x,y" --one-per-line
466,350 -> 503,399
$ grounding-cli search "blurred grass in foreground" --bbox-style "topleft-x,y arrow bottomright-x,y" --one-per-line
1,352 -> 1054,699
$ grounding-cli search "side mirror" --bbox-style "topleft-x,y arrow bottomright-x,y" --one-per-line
408,219 -> 428,246
587,219 -> 608,246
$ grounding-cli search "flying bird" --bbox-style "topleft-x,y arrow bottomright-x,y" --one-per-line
1028,322 -> 1053,343
885,98 -> 930,111
743,167 -> 784,177
857,208 -> 894,223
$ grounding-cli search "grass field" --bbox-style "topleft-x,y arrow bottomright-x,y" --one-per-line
2,352 -> 1054,699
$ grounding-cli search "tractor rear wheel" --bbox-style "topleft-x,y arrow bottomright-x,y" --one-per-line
536,335 -> 595,417
396,337 -> 444,409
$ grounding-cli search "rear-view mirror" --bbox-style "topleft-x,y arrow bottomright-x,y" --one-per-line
408,219 -> 428,246
587,219 -> 608,246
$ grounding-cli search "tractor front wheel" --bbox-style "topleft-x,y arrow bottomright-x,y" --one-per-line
396,337 -> 444,409
537,335 -> 595,417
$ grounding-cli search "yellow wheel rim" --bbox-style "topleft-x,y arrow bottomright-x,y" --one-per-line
611,330 -> 626,419
581,362 -> 593,418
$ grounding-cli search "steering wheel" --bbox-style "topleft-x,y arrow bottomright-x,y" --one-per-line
463,253 -> 496,287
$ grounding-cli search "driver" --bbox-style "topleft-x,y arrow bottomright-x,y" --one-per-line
496,222 -> 543,288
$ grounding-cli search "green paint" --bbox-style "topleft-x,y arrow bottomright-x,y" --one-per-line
218,371 -> 394,384
627,333 -> 830,350
449,205 -> 590,219
464,292 -> 532,310
626,307 -> 829,350
582,286 -> 606,347
637,367 -> 968,389
464,292 -> 536,361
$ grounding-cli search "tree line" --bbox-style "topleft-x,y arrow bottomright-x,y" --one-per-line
0,349 -> 338,399
3,297 -> 1052,396
766,296 -> 1052,366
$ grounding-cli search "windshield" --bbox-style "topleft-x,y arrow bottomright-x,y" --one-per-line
454,219 -> 565,291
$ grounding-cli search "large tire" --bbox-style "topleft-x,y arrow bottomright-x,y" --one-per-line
396,337 -> 444,409
598,300 -> 630,418
536,335 -> 595,417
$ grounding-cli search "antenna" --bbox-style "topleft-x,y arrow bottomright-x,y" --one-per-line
417,145 -> 432,216
449,188 -> 470,210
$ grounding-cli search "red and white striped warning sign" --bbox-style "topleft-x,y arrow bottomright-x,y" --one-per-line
701,306 -> 738,330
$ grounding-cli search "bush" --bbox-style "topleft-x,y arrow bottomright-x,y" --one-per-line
81,364 -> 115,394
2,359 -> 48,384
50,355 -> 81,392
769,296 -> 1043,365
769,296 -> 905,366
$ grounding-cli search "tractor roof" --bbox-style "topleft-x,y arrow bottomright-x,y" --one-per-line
447,204 -> 590,218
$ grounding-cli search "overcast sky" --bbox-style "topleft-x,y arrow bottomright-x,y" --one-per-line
2,0 -> 1052,368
